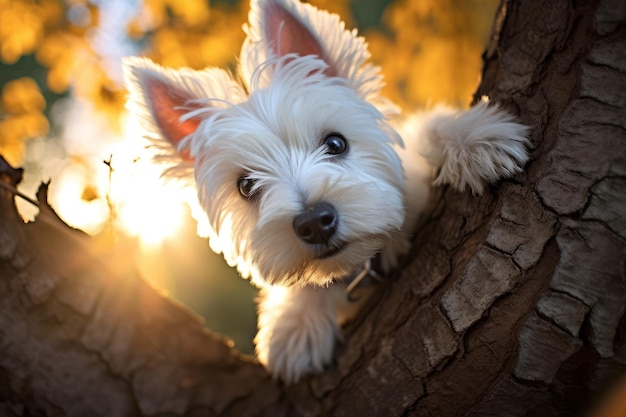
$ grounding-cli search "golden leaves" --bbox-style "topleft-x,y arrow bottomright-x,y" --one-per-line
36,31 -> 88,93
368,0 -> 500,109
0,0 -> 122,162
2,77 -> 45,113
0,77 -> 49,164
130,0 -> 247,70
0,0 -> 63,64
138,0 -> 211,29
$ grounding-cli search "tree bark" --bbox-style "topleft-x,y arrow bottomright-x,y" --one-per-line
1,0 -> 625,415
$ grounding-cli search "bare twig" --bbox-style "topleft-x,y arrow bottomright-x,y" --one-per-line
0,180 -> 39,207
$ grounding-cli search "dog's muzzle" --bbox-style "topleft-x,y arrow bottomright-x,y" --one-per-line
292,202 -> 338,244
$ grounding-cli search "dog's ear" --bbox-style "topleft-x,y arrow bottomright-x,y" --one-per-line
123,57 -> 242,161
253,0 -> 337,76
242,0 -> 386,104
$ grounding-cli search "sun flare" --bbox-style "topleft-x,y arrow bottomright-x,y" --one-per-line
51,114 -> 189,247
114,162 -> 185,248
106,117 -> 189,247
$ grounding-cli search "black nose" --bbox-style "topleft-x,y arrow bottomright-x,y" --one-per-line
293,202 -> 338,244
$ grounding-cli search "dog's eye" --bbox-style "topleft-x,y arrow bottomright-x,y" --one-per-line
237,176 -> 257,199
323,133 -> 348,155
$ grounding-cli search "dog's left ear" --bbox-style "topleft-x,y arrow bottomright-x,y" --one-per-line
242,0 -> 385,103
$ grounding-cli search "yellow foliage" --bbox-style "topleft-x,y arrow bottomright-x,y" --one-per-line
0,1 -> 42,63
0,0 -> 64,63
369,0 -> 500,108
0,77 -> 49,164
0,0 -> 114,162
36,31 -> 96,93
2,77 -> 46,113
131,1 -> 247,71
134,0 -> 210,29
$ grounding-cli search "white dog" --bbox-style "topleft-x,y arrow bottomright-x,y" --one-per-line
123,0 -> 529,383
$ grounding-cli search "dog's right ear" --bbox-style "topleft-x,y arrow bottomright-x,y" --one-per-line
241,0 -> 388,108
123,57 -> 243,161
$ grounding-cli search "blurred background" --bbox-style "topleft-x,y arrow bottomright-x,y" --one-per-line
0,0 -> 499,354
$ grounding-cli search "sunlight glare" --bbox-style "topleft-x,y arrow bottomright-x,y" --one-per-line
54,167 -> 109,234
115,170 -> 185,247
50,110 -> 189,247
111,116 -> 187,247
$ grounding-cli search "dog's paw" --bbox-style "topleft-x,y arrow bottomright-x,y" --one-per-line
255,286 -> 340,383
263,313 -> 337,383
425,98 -> 530,194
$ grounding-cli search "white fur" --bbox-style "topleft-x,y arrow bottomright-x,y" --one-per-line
414,97 -> 530,194
190,56 -> 406,287
123,0 -> 530,383
255,285 -> 347,383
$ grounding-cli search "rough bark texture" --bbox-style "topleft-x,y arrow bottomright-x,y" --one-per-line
1,0 -> 625,415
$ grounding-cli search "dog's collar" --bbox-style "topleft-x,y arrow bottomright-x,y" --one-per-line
344,254 -> 385,300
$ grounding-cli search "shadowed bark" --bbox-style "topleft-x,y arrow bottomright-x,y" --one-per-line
1,0 -> 625,415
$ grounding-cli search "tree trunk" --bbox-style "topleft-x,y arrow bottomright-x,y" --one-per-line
1,0 -> 625,415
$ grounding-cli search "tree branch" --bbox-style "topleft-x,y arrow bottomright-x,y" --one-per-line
1,0 -> 625,415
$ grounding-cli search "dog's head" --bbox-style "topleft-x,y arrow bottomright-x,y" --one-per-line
123,0 -> 406,287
